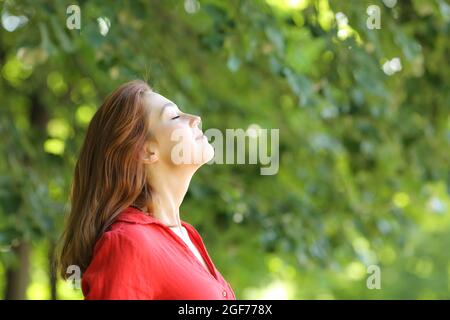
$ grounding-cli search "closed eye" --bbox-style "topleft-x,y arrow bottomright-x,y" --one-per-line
171,115 -> 180,120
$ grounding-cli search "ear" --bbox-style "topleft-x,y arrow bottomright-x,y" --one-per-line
142,141 -> 159,164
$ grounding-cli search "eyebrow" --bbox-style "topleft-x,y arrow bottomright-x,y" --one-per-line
160,103 -> 177,118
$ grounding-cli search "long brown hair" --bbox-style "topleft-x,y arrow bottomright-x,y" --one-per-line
58,80 -> 153,279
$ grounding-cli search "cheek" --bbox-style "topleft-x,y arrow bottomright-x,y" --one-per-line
159,125 -> 194,157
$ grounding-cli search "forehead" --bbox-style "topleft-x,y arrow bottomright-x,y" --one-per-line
144,91 -> 174,113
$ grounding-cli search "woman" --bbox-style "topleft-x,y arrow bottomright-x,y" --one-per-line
58,80 -> 236,300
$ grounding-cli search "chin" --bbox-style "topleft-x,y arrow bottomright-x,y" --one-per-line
190,139 -> 214,166
202,142 -> 215,163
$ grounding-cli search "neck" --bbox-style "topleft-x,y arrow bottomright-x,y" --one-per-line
147,163 -> 194,228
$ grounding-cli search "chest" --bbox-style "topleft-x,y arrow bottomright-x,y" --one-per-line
153,227 -> 231,299
169,226 -> 209,271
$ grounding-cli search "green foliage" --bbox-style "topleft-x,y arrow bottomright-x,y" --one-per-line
0,0 -> 449,299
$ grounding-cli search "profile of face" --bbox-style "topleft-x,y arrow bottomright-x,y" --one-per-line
142,91 -> 214,170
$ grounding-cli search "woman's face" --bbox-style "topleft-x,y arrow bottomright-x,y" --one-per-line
143,91 -> 214,167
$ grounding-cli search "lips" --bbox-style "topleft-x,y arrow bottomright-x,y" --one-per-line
194,129 -> 204,140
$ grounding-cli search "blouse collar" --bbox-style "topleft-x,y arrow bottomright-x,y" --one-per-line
115,206 -> 188,229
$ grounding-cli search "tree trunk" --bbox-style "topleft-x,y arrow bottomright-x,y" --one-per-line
48,241 -> 58,300
4,90 -> 48,300
4,241 -> 31,300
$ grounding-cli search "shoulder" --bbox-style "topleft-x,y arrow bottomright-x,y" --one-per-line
92,218 -> 167,264
83,227 -> 163,299
110,219 -> 158,240
86,223 -> 165,279
104,208 -> 168,245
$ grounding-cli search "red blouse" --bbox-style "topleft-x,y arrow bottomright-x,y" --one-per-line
81,206 -> 236,300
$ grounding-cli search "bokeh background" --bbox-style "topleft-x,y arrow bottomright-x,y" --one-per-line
0,0 -> 449,299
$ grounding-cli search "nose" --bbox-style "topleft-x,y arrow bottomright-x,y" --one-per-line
189,114 -> 201,128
